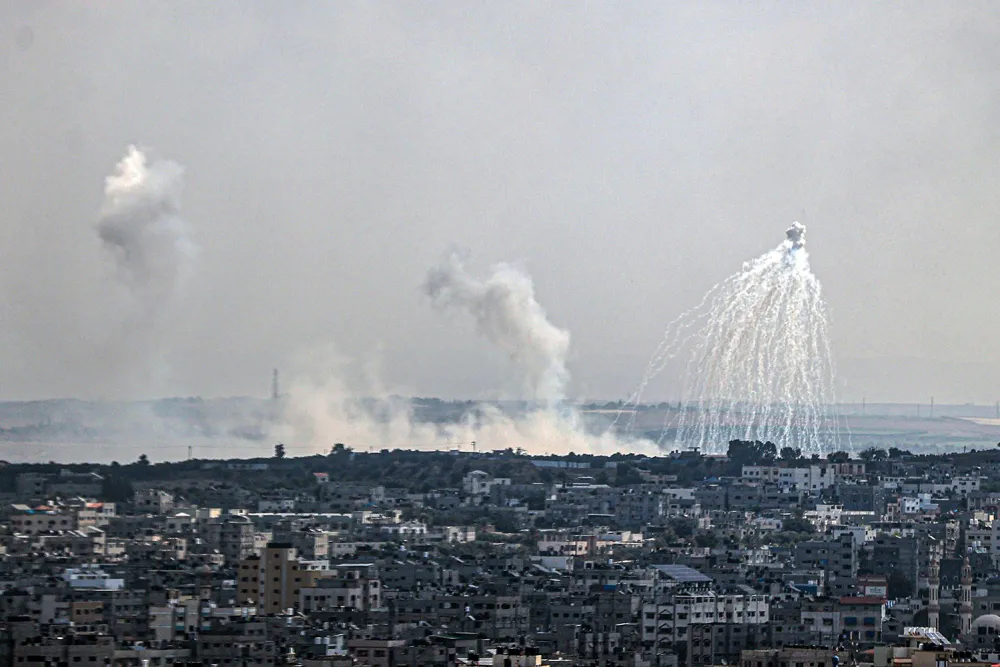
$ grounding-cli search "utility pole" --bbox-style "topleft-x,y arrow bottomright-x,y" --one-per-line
930,396 -> 934,418
271,368 -> 279,400
187,444 -> 193,460
862,397 -> 866,416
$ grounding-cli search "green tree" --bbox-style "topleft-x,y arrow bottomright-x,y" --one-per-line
782,511 -> 815,534
859,447 -> 888,462
780,447 -> 802,461
668,517 -> 697,539
137,454 -> 150,467
616,464 -> 643,486
101,475 -> 134,502
826,451 -> 850,463
695,533 -> 719,548
727,440 -> 778,467
274,443 -> 286,459
887,570 -> 913,599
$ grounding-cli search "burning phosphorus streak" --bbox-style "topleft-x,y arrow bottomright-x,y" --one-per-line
618,222 -> 847,456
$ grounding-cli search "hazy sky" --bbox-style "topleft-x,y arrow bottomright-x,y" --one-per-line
2,1 -> 999,405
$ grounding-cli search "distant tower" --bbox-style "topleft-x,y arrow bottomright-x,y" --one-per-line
927,540 -> 941,630
961,554 -> 973,637
271,368 -> 279,400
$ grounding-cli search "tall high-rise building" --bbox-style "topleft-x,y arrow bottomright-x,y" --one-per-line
238,542 -> 315,614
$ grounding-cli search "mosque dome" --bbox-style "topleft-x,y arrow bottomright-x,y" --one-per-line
973,614 -> 1000,630
971,614 -> 1000,642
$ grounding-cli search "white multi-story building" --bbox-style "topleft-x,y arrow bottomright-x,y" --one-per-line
967,519 -> 1000,563
462,470 -> 511,497
778,465 -> 837,491
750,517 -> 783,532
63,566 -> 124,590
742,466 -> 782,483
897,494 -> 939,516
805,504 -> 844,531
379,521 -> 427,537
832,524 -> 876,546
953,475 -> 982,496
641,592 -> 770,645
742,465 -> 837,491
431,525 -> 477,543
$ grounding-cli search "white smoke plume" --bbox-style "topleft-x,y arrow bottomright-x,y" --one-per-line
90,145 -> 198,396
423,252 -> 570,404
276,257 -> 658,457
97,145 -> 197,313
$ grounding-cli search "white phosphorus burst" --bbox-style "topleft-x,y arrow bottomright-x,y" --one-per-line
619,222 -> 847,456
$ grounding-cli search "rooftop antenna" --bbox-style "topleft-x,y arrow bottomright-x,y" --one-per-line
271,368 -> 279,401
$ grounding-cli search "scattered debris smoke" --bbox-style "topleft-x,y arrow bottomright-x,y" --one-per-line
423,252 -> 570,404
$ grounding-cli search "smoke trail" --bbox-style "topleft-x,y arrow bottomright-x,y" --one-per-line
97,145 -> 197,314
423,252 -> 570,404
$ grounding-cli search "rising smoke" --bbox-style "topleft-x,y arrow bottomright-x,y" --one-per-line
97,146 -> 197,315
92,145 -> 198,394
275,254 -> 658,457
423,252 -> 570,404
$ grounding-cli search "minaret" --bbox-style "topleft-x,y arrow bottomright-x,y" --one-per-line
960,554 -> 973,637
927,540 -> 941,630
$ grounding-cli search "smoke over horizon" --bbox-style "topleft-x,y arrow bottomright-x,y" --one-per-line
91,145 -> 198,395
274,343 -> 658,457
276,254 -> 645,457
423,252 -> 570,405
97,146 -> 197,313
4,3 -> 1000,406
